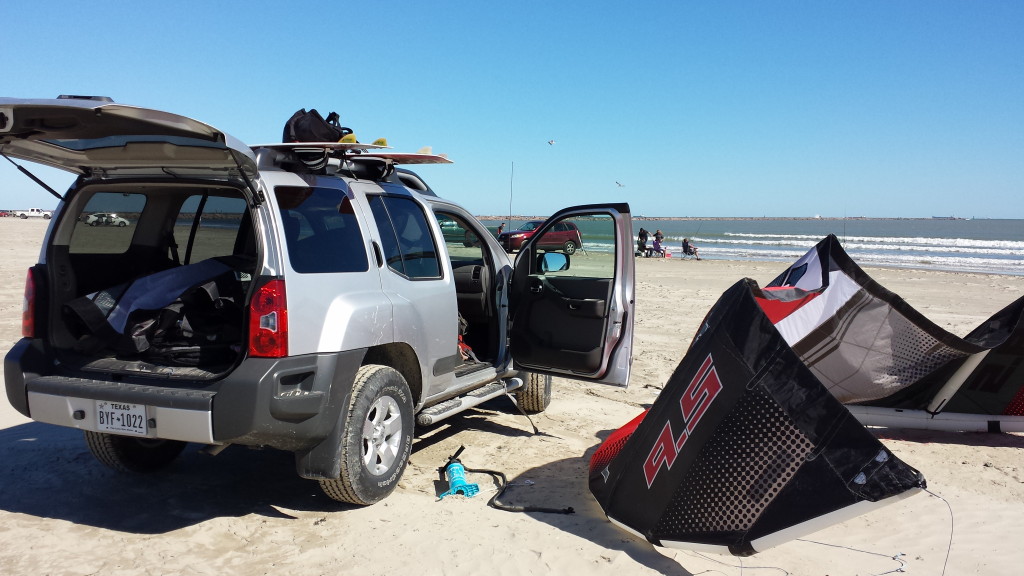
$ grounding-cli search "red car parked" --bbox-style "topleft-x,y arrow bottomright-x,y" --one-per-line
497,220 -> 583,254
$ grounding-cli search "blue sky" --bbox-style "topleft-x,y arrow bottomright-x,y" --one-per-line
3,1 -> 1022,218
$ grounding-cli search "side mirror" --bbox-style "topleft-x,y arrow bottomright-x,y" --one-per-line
538,252 -> 569,273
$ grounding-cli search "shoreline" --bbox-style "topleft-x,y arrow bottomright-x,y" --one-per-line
1,218 -> 1022,279
477,215 -> 1010,222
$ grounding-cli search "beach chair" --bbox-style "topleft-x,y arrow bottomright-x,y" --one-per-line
680,240 -> 700,260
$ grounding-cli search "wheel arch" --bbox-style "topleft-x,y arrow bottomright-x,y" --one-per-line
361,342 -> 423,405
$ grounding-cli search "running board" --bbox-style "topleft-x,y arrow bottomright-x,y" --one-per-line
417,377 -> 523,426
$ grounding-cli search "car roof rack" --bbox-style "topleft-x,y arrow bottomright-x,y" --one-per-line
57,95 -> 114,102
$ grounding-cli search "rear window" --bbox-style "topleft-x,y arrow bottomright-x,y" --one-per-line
175,195 -> 249,263
69,192 -> 146,254
368,195 -> 440,279
275,186 -> 369,274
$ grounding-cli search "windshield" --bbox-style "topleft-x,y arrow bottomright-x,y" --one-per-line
520,221 -> 542,231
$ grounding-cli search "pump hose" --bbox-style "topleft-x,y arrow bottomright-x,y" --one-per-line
462,465 -> 574,515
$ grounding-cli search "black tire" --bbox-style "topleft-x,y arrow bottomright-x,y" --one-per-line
84,431 -> 187,473
319,365 -> 414,505
562,241 -> 577,255
514,371 -> 552,414
118,221 -> 127,227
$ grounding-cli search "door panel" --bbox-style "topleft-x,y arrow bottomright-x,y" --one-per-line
513,276 -> 611,373
510,204 -> 634,386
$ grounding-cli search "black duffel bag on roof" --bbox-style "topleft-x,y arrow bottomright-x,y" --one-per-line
282,108 -> 353,143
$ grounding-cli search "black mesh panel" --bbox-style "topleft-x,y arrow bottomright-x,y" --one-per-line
653,387 -> 813,537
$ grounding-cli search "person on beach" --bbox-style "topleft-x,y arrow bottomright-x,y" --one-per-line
497,222 -> 505,235
682,238 -> 701,260
650,237 -> 665,257
654,229 -> 664,243
637,228 -> 649,256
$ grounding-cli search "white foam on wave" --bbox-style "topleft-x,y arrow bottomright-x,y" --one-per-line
700,246 -> 1024,276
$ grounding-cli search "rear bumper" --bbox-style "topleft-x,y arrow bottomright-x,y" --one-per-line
5,338 -> 364,450
28,387 -> 216,443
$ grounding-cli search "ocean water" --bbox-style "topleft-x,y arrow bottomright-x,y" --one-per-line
483,218 -> 1024,276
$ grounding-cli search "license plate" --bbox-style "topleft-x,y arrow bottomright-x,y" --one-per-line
95,401 -> 148,436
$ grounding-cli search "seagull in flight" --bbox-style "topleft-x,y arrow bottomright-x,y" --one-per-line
615,181 -> 625,187
547,140 -> 556,145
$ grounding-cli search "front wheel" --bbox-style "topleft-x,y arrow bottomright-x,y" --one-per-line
84,431 -> 187,473
514,371 -> 552,413
319,365 -> 414,505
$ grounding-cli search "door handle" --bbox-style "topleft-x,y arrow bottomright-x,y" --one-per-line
371,241 -> 383,267
530,284 -> 544,294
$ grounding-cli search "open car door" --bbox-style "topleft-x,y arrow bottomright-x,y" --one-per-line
509,203 -> 634,386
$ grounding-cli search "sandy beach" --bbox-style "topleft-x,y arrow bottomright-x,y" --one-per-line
1,218 -> 1023,575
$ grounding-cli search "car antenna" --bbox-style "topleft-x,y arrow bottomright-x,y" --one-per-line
1,153 -> 64,201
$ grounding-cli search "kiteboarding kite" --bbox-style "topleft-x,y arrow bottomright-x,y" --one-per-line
762,234 -> 1024,432
590,234 -> 1024,555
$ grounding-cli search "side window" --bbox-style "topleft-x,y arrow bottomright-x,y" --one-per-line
69,192 -> 146,254
274,186 -> 369,274
537,215 -> 614,279
368,195 -> 441,279
436,212 -> 485,265
175,195 -> 249,264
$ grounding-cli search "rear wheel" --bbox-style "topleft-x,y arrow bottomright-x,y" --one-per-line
562,241 -> 578,255
319,365 -> 414,505
514,371 -> 552,413
84,431 -> 187,473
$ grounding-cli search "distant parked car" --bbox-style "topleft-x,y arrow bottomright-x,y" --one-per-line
85,212 -> 129,226
497,220 -> 583,254
14,208 -> 52,219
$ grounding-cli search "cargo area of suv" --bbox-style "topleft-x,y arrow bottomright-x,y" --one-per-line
45,185 -> 256,377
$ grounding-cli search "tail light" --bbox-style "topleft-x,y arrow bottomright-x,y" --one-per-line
248,279 -> 288,358
22,268 -> 36,338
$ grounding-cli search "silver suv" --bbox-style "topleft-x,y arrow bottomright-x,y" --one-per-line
1,97 -> 635,505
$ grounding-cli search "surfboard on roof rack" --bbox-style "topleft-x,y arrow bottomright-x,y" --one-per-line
354,152 -> 452,164
250,142 -> 389,152
251,143 -> 452,164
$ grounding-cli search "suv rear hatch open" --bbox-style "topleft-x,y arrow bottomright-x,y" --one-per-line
0,96 -> 257,180
1,98 -> 261,378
